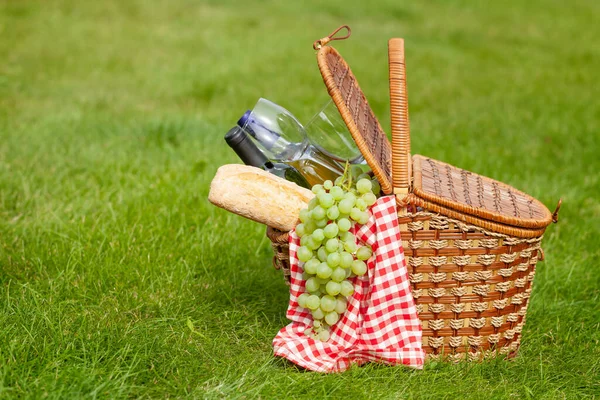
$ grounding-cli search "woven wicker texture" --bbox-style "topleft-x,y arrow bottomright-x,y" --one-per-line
412,156 -> 553,230
388,38 -> 412,193
267,226 -> 291,284
317,45 -> 393,195
398,212 -> 539,360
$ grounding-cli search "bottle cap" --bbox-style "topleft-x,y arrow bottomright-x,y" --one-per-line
237,110 -> 252,130
224,126 -> 269,167
224,126 -> 247,147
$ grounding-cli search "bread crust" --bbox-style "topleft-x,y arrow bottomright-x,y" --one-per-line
208,164 -> 314,231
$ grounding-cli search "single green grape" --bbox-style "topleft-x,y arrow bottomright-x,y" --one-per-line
313,319 -> 322,329
325,311 -> 340,326
356,178 -> 372,194
326,281 -> 341,296
320,295 -> 337,312
303,258 -> 320,275
315,218 -> 328,228
306,277 -> 320,293
330,186 -> 344,200
300,235 -> 309,247
318,192 -> 334,209
297,293 -> 310,308
312,228 -> 325,243
317,329 -> 330,342
306,295 -> 320,310
325,238 -> 339,253
362,192 -> 377,206
312,308 -> 325,320
326,252 -> 341,268
356,246 -> 373,261
338,198 -> 354,214
316,263 -> 333,279
312,205 -> 326,221
340,231 -> 355,243
317,247 -> 328,262
339,252 -> 354,268
371,179 -> 381,196
331,267 -> 346,282
312,184 -> 324,194
297,246 -> 312,262
299,209 -> 310,223
304,218 -> 316,233
344,240 -> 358,254
351,259 -> 368,276
326,205 -> 340,220
305,235 -> 320,251
335,297 -> 348,314
358,211 -> 370,225
344,192 -> 357,203
308,197 -> 318,210
340,280 -> 354,296
350,207 -> 363,222
337,218 -> 351,232
355,198 -> 367,211
295,223 -> 306,237
323,180 -> 333,190
323,223 -> 339,239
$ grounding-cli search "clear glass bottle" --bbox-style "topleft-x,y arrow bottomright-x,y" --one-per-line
237,99 -> 346,187
224,126 -> 310,189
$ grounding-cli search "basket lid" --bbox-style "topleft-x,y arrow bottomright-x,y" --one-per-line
314,27 -> 393,195
412,155 -> 553,229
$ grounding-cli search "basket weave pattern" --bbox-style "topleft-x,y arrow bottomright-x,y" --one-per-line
398,211 -> 540,361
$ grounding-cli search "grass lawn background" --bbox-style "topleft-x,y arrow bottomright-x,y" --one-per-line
0,0 -> 598,398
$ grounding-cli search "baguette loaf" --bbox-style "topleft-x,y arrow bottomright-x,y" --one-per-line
208,164 -> 314,232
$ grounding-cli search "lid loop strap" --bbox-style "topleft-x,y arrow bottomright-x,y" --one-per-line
313,25 -> 351,50
552,198 -> 562,223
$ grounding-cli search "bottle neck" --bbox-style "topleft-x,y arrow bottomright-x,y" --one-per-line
224,127 -> 269,168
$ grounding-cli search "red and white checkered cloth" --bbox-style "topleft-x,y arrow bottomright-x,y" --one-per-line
273,195 -> 424,372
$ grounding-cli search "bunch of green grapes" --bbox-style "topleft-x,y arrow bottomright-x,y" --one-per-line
295,165 -> 381,342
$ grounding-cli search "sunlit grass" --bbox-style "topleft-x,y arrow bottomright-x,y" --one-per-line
0,0 -> 598,398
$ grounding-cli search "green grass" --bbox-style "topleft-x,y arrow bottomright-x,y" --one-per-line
0,0 -> 599,398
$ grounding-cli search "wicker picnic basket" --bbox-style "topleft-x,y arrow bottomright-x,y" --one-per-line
267,27 -> 560,361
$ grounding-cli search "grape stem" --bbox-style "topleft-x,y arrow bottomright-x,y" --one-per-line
341,161 -> 353,192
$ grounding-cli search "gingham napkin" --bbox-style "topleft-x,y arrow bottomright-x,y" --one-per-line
273,196 -> 424,372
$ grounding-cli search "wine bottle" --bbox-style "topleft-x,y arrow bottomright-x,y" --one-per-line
224,126 -> 310,189
237,99 -> 346,186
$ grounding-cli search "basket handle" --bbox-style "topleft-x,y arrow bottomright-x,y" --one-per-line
388,38 -> 411,197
